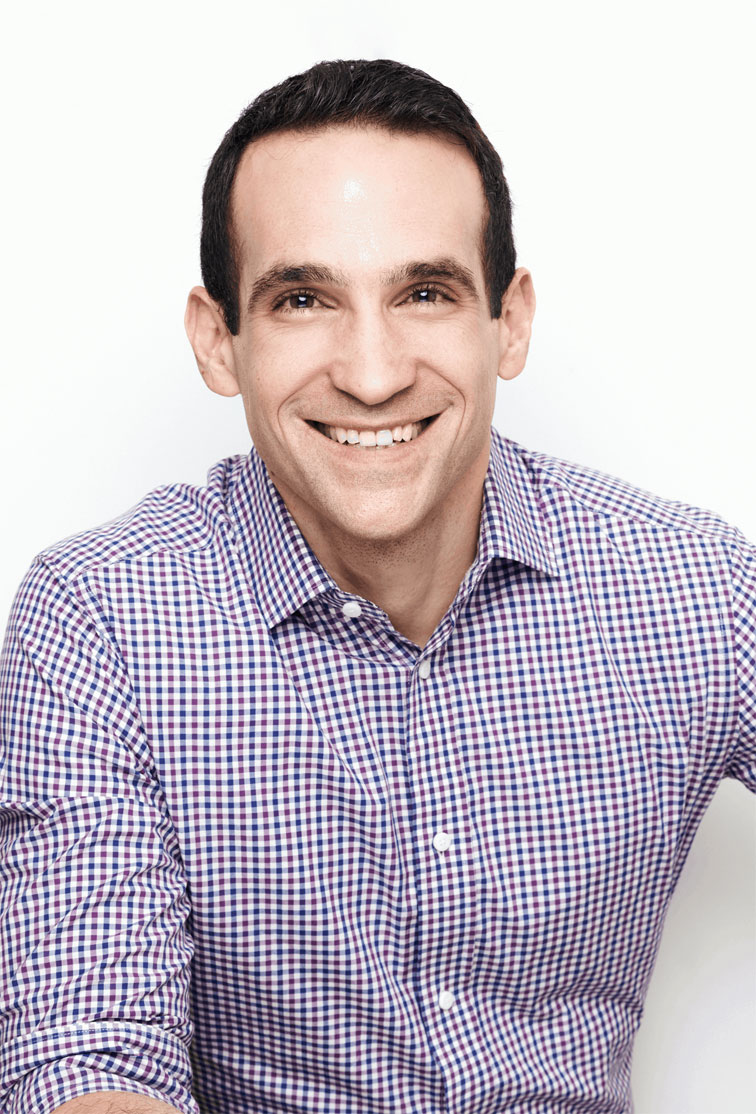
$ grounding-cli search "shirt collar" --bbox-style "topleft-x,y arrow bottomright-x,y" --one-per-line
227,429 -> 560,630
227,449 -> 337,629
479,428 -> 561,577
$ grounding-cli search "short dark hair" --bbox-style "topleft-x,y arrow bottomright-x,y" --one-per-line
200,59 -> 516,334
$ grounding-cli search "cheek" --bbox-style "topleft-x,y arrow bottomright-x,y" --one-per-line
437,329 -> 499,403
242,329 -> 322,406
418,314 -> 499,367
232,342 -> 282,423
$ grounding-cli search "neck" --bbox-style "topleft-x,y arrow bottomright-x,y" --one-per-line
286,479 -> 486,650
326,516 -> 480,647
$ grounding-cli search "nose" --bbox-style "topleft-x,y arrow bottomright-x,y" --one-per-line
328,306 -> 417,406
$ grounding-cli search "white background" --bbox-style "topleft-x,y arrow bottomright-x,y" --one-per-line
1,1 -> 754,1110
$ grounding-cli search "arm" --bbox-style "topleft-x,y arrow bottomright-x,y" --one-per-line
53,1095 -> 183,1113
725,531 -> 756,789
0,559 -> 198,1113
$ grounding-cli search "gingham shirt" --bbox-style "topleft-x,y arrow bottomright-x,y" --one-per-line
1,430 -> 754,1114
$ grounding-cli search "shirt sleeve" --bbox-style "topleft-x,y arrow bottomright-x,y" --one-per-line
0,558 -> 199,1114
725,532 -> 756,791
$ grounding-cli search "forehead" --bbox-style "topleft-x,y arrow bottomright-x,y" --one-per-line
230,125 -> 487,280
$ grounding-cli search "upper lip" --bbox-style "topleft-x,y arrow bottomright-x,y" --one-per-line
307,414 -> 436,428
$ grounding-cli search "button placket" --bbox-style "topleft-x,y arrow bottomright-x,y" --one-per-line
406,628 -> 475,1052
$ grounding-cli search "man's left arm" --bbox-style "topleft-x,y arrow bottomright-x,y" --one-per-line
725,532 -> 756,791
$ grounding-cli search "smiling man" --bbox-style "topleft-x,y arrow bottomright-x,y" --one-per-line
1,60 -> 754,1114
186,123 -> 532,649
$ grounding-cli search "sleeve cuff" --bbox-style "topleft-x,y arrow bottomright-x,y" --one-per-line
0,1022 -> 199,1114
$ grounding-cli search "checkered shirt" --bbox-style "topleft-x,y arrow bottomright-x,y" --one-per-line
1,429 -> 754,1113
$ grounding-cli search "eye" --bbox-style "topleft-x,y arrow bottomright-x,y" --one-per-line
273,289 -> 321,313
404,283 -> 453,306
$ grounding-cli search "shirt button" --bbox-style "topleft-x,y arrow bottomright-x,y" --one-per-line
341,601 -> 362,619
418,659 -> 432,679
438,990 -> 455,1010
433,832 -> 452,852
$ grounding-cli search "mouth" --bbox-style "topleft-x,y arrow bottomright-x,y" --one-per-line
306,414 -> 440,448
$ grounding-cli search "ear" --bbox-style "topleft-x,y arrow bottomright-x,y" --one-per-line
496,268 -> 536,382
184,286 -> 241,397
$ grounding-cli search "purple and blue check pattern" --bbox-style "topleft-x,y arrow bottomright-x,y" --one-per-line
1,429 -> 754,1114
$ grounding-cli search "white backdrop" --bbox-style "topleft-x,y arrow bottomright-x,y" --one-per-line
1,2 -> 754,1110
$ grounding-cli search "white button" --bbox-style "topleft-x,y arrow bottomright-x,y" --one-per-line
433,832 -> 452,852
438,990 -> 454,1010
342,601 -> 362,619
418,659 -> 432,679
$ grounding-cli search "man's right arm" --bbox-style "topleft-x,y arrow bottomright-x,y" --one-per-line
0,559 -> 197,1113
52,1093 -> 183,1113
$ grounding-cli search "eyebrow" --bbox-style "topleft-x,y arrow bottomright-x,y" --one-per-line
247,264 -> 348,313
246,256 -> 479,314
384,259 -> 479,300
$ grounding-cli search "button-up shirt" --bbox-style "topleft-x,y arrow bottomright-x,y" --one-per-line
1,429 -> 754,1113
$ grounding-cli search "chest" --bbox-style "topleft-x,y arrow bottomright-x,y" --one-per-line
120,567 -> 733,983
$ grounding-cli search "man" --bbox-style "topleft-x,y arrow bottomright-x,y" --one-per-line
0,58 -> 753,1114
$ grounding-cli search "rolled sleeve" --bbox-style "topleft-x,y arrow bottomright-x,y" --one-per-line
0,560 -> 198,1113
2,1023 -> 196,1113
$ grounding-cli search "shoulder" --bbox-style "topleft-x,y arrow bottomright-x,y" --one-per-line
509,438 -> 750,552
35,455 -> 247,584
490,433 -> 754,594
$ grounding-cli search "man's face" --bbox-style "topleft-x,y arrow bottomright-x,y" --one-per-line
203,125 -> 528,548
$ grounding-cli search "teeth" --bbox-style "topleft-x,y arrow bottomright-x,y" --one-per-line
318,419 -> 431,446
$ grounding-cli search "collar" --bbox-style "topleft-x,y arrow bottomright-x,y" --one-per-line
227,429 -> 560,630
479,428 -> 561,577
227,449 -> 337,628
